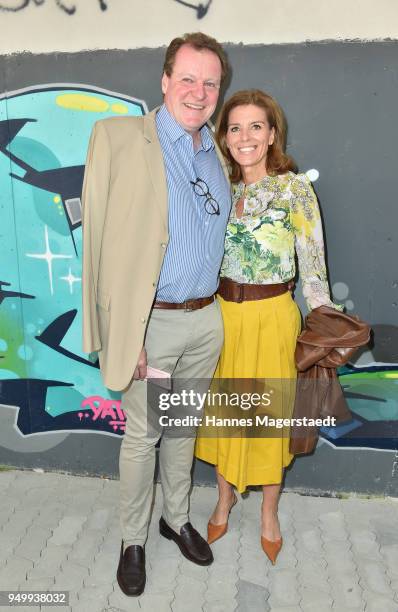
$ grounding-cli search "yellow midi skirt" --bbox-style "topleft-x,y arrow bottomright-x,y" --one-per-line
195,291 -> 301,493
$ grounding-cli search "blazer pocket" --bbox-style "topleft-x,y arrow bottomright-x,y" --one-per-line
97,290 -> 111,311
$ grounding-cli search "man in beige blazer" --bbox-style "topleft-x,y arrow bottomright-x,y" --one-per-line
82,33 -> 231,595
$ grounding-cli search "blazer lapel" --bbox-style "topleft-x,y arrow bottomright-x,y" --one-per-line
143,108 -> 168,230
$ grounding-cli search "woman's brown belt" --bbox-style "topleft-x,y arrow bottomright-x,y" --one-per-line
218,277 -> 291,302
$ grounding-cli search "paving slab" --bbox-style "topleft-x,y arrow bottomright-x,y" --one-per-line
328,572 -> 363,609
0,470 -> 397,612
267,568 -> 299,608
235,579 -> 270,611
203,599 -> 238,612
362,591 -> 398,612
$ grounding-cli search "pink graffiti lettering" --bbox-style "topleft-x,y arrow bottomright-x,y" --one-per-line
81,395 -> 126,432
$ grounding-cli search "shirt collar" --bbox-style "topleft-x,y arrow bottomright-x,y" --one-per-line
156,103 -> 214,152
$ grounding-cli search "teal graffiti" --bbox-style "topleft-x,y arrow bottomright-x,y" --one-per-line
0,85 -> 146,445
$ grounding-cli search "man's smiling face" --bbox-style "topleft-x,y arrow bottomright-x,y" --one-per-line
161,44 -> 222,136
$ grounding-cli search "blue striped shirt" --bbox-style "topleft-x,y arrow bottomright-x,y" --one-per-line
155,104 -> 231,302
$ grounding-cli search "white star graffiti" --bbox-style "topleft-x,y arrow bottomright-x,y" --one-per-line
26,225 -> 72,295
60,267 -> 81,294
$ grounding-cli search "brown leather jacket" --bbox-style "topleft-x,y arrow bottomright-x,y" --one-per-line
289,305 -> 371,455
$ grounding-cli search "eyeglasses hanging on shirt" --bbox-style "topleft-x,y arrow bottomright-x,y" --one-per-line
190,177 -> 220,216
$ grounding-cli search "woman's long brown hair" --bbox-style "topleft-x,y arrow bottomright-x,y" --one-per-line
216,89 -> 296,183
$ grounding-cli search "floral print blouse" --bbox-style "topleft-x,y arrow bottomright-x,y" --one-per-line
220,171 -> 341,311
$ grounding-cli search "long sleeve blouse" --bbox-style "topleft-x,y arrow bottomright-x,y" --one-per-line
220,171 -> 342,311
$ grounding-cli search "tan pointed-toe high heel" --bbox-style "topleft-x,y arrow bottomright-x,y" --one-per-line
207,495 -> 237,545
261,535 -> 283,564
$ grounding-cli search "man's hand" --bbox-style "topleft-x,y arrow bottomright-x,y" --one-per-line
133,347 -> 147,380
288,280 -> 295,293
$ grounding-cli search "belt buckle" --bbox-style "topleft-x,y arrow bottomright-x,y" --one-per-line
184,299 -> 194,312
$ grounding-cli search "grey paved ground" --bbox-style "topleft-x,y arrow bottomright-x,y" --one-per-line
0,470 -> 397,612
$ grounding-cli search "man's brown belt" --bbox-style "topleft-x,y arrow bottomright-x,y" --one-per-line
218,277 -> 291,302
153,295 -> 215,311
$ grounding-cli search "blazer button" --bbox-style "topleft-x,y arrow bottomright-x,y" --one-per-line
140,317 -> 146,323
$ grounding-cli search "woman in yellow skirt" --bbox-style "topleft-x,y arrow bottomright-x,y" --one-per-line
195,89 -> 340,564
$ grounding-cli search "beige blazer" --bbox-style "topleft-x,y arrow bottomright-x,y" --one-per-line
81,108 -> 229,391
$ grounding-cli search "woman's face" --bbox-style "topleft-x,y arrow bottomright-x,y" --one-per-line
225,104 -> 275,179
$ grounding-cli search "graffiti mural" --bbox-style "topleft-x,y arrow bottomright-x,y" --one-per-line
0,83 -> 397,458
0,84 -> 146,450
320,361 -> 398,450
0,0 -> 108,13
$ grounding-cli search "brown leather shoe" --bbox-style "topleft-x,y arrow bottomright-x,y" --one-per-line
261,536 -> 283,565
159,517 -> 213,566
116,541 -> 146,596
207,494 -> 238,544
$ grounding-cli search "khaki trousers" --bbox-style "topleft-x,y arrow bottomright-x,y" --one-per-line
119,300 -> 223,546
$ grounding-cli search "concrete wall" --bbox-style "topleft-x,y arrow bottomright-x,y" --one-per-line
1,0 -> 398,53
0,5 -> 397,496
